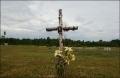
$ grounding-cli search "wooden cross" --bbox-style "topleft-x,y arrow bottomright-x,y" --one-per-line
46,9 -> 78,51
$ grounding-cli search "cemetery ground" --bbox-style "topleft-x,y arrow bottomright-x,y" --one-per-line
1,45 -> 119,78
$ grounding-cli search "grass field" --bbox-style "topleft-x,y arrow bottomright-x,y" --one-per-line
0,45 -> 119,78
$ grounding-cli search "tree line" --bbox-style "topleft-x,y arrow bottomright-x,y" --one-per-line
0,37 -> 119,47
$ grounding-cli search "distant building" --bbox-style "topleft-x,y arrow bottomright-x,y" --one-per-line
4,43 -> 8,46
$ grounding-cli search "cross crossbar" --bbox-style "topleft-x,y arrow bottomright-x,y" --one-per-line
46,26 -> 78,32
46,27 -> 57,31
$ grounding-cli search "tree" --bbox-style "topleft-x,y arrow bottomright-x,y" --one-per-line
4,31 -> 6,36
47,37 -> 51,46
111,39 -> 120,47
1,31 -> 6,45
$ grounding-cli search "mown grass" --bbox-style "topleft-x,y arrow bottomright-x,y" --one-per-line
0,45 -> 119,78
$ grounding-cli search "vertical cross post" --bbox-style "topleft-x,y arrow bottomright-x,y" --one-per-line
58,9 -> 63,51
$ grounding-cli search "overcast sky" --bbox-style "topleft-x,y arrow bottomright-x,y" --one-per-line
1,1 -> 119,41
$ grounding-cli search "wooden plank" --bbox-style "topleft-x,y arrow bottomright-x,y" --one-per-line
62,26 -> 78,31
46,27 -> 57,31
58,9 -> 63,51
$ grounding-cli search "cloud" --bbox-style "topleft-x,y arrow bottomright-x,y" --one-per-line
1,1 -> 119,41
98,28 -> 103,32
75,16 -> 85,22
82,21 -> 94,26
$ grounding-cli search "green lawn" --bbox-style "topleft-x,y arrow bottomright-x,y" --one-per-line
0,45 -> 119,78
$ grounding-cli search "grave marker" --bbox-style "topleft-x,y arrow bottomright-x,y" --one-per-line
46,9 -> 78,51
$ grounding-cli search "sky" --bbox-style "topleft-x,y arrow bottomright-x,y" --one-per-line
1,1 -> 119,41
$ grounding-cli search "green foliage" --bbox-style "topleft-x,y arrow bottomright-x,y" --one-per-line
55,56 -> 66,78
0,37 -> 119,47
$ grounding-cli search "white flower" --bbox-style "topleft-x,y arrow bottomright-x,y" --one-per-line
54,50 -> 62,57
54,47 -> 75,65
64,47 -> 73,52
71,54 -> 75,61
67,61 -> 69,65
65,56 -> 70,65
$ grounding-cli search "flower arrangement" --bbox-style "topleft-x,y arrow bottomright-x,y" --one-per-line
54,47 -> 75,77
